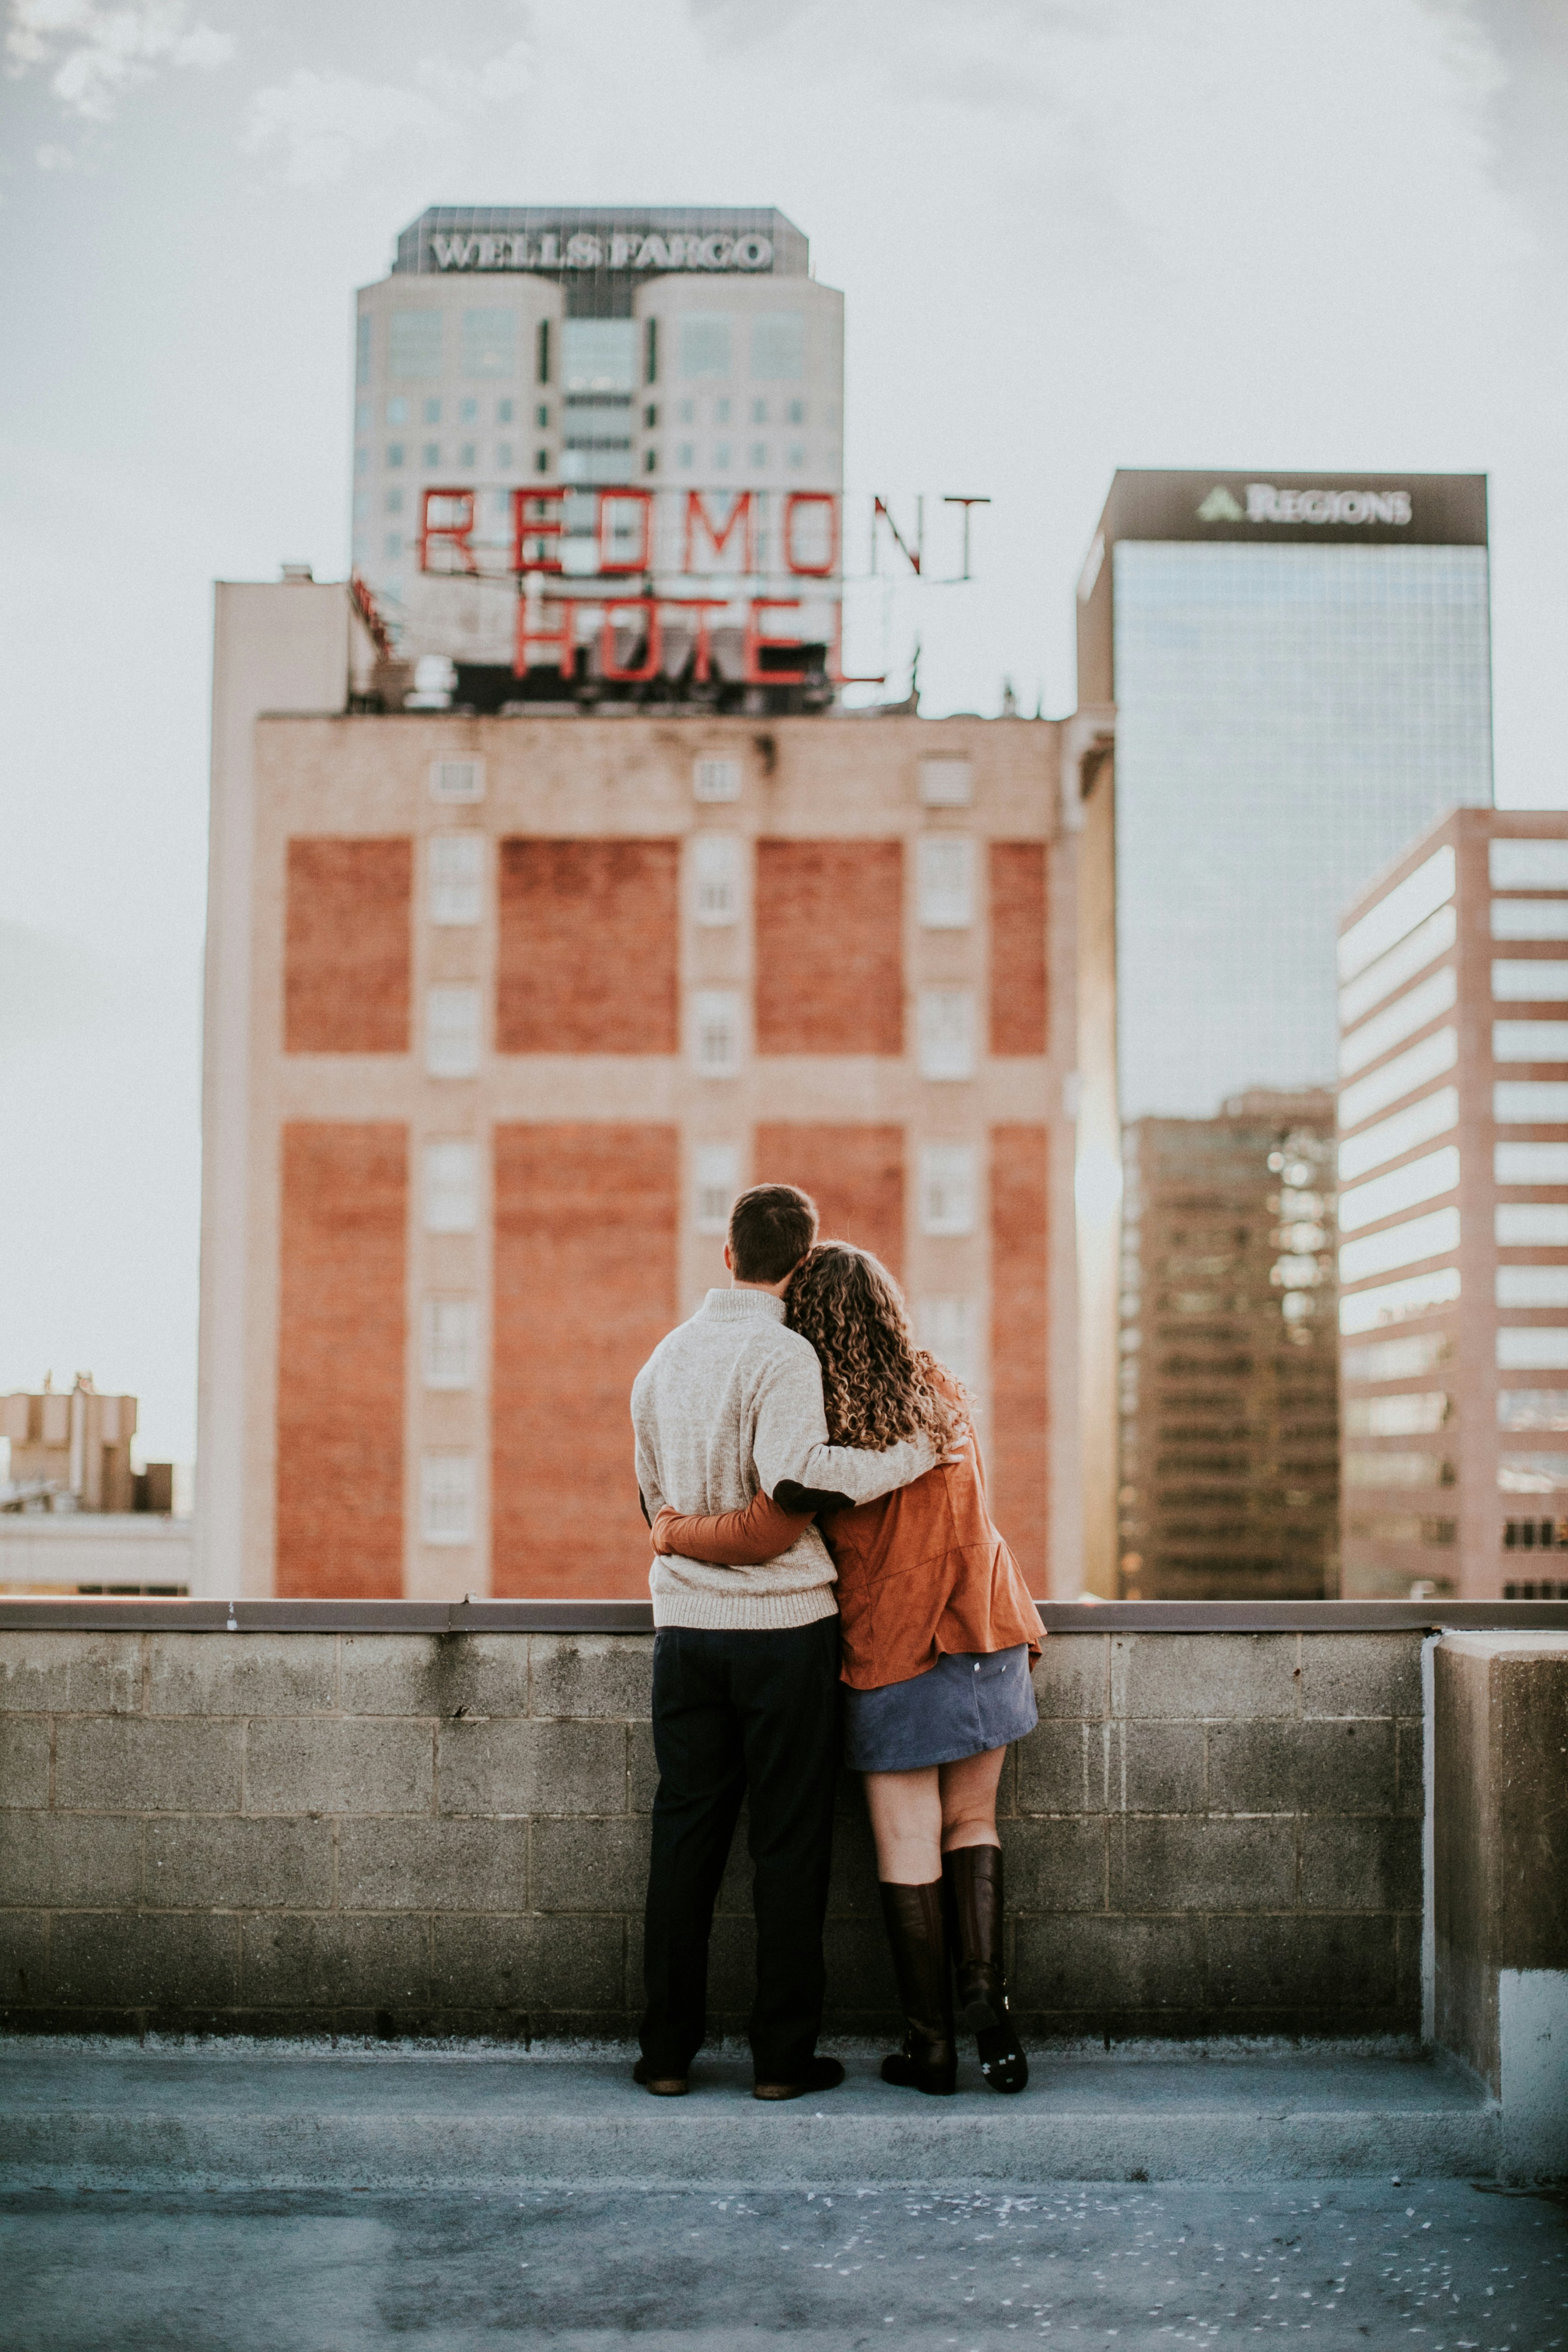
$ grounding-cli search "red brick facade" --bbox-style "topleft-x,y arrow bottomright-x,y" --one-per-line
753,1123 -> 905,1280
276,1122 -> 407,1597
284,838 -> 411,1053
989,843 -> 1048,1057
496,839 -> 679,1054
990,1123 -> 1050,1591
491,1122 -> 679,1596
754,840 -> 903,1055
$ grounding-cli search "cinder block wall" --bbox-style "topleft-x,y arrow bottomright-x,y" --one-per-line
0,1630 -> 1422,2041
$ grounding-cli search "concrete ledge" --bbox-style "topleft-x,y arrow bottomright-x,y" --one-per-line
0,2045 -> 1497,2191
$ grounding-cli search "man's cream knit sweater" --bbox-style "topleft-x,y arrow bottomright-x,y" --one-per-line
631,1288 -> 932,1631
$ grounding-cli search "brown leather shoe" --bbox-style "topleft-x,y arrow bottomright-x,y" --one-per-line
752,2056 -> 845,2102
632,2055 -> 688,2097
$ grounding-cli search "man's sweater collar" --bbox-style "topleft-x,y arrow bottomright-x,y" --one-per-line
701,1287 -> 787,1323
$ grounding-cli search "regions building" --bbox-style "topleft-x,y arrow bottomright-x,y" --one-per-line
350,207 -> 844,695
194,581 -> 1077,1603
1335,809 -> 1568,1600
1075,468 -> 1496,1596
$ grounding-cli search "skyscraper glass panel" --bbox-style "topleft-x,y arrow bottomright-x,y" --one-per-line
1111,537 -> 1492,1119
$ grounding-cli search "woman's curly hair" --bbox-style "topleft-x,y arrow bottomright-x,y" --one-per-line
785,1242 -> 968,1454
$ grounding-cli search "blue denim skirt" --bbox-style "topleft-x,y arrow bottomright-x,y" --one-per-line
842,1645 -> 1038,1773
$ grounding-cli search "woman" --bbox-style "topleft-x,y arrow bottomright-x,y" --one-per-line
651,1241 -> 1042,2097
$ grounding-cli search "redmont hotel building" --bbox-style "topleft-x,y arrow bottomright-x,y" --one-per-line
1335,810 -> 1568,1599
195,581 -> 1075,1603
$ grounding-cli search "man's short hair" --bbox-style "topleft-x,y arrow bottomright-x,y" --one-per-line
728,1183 -> 819,1285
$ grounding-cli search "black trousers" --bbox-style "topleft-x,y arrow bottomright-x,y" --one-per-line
640,1616 -> 841,2082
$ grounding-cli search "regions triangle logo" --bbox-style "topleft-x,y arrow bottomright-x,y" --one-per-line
1196,486 -> 1245,522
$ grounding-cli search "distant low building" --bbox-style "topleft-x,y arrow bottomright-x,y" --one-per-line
1335,808 -> 1568,1599
2,1376 -> 144,1514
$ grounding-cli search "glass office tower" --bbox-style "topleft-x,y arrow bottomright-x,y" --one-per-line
1078,472 -> 1493,1122
1077,470 -> 1493,1598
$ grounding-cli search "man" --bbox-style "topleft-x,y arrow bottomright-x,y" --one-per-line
630,1182 -> 933,2101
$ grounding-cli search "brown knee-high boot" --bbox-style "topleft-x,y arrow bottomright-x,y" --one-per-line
877,1880 -> 957,2096
943,1844 -> 1028,2094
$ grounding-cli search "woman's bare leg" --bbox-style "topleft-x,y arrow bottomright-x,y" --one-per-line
863,1766 -> 943,1884
938,1746 -> 1005,1854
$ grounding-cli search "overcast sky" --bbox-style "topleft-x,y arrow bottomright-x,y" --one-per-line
1,0 -> 1564,1466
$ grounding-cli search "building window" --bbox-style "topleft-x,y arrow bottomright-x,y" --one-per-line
386,397 -> 409,426
459,441 -> 477,467
644,403 -> 658,429
424,1140 -> 478,1233
750,399 -> 768,425
426,986 -> 482,1078
917,835 -> 975,928
918,1295 -> 978,1388
430,759 -> 484,804
537,319 -> 550,385
460,397 -> 477,423
421,1452 -> 476,1545
422,1296 -> 478,1390
694,1142 -> 741,1235
356,312 -> 371,385
422,441 -> 441,468
423,397 -> 441,425
536,449 -> 551,475
677,398 -> 695,425
386,443 -> 406,469
496,441 -> 513,469
429,835 -> 483,926
693,833 -> 741,925
497,399 -> 514,424
787,444 -> 805,469
355,448 -> 369,476
786,399 -> 805,425
919,990 -> 977,1080
389,310 -> 441,380
384,533 -> 403,560
714,442 -> 731,470
462,308 -> 515,379
645,316 -> 658,385
693,990 -> 742,1075
920,1144 -> 977,1236
750,311 -> 804,378
714,396 -> 732,425
693,757 -> 741,803
919,759 -> 973,809
680,314 -> 732,378
645,448 -> 658,474
677,442 -> 695,470
385,488 -> 405,515
749,441 -> 767,469
534,402 -> 547,429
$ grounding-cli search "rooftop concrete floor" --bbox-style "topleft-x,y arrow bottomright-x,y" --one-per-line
0,2042 -> 1501,2192
2,2176 -> 1564,2349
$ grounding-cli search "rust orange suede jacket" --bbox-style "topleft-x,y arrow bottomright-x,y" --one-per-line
651,1385 -> 1042,1692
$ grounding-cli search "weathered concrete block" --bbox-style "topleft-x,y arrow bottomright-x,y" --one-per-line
1031,1636 -> 1107,1721
530,1635 -> 654,1721
998,1816 -> 1107,1913
147,1634 -> 337,1718
627,1719 -> 659,1813
0,1631 -> 140,1716
1298,1631 -> 1422,1721
530,1816 -> 651,1913
1014,1912 -> 1205,2015
49,1911 -> 240,2010
824,1805 -> 882,1919
339,1633 -> 530,1720
436,1718 -> 625,1818
1118,1721 -> 1206,1814
1300,1817 -> 1421,1914
824,1908 -> 901,2015
54,1716 -> 243,1815
337,1819 -> 529,1912
1111,1634 -> 1298,1722
1395,1720 -> 1425,1818
1206,1720 -> 1395,1817
1109,1817 -> 1295,1914
0,1812 -> 142,1908
431,1911 -> 626,2014
0,1909 -> 49,2010
241,1911 -> 431,2008
1015,1719 -> 1104,1815
245,1718 -> 433,1816
1207,1913 -> 1398,2013
0,1716 -> 50,1809
146,1816 -> 334,1912
702,1911 -> 761,2016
